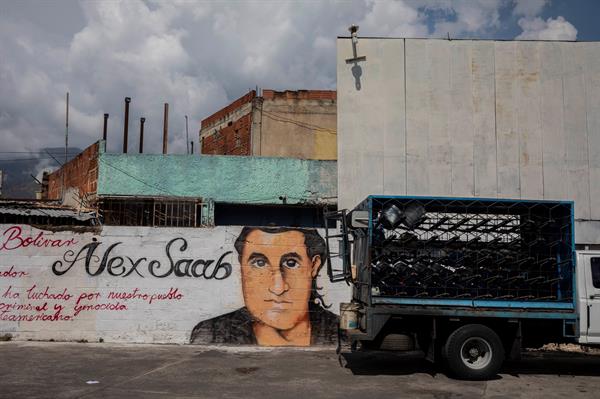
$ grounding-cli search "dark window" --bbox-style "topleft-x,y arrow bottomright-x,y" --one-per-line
100,198 -> 203,227
592,258 -> 600,289
214,203 -> 335,228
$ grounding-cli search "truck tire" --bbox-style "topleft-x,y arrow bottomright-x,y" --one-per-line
442,324 -> 504,380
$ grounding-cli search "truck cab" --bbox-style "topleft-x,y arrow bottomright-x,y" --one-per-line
577,251 -> 600,344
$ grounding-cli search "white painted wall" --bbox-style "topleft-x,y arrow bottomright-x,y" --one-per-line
0,224 -> 347,344
338,38 -> 600,244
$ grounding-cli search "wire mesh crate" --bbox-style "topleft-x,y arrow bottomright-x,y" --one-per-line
353,196 -> 574,303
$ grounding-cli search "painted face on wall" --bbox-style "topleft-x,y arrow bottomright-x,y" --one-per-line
239,229 -> 321,331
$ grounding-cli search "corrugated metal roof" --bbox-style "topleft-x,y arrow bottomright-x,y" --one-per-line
0,206 -> 96,221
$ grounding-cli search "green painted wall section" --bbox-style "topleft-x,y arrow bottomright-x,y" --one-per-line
97,150 -> 336,205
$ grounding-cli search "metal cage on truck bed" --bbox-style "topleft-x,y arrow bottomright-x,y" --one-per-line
328,196 -> 576,314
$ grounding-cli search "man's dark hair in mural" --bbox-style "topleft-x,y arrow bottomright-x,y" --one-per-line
190,226 -> 338,346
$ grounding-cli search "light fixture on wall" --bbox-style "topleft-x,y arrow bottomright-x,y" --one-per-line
345,24 -> 366,91
346,25 -> 366,64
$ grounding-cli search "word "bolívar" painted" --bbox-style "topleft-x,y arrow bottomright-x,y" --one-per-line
1,226 -> 77,251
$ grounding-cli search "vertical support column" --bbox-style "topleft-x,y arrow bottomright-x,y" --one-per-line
103,113 -> 109,141
123,97 -> 131,153
139,117 -> 145,154
163,103 -> 169,154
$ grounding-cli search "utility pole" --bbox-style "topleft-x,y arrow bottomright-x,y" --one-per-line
63,92 -> 69,198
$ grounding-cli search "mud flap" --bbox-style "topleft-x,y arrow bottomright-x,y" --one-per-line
425,318 -> 437,363
509,321 -> 522,361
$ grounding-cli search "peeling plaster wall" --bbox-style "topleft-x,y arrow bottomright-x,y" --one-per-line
97,152 -> 336,205
337,38 -> 600,244
0,224 -> 348,344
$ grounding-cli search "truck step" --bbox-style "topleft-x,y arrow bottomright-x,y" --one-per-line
345,328 -> 370,340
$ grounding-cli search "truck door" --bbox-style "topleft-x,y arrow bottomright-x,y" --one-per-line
583,255 -> 600,342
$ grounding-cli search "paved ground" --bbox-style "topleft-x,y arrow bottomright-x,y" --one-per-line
1,342 -> 600,398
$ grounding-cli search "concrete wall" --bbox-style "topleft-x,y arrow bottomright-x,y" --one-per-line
337,38 -> 600,244
46,142 -> 99,202
97,150 -> 336,205
255,90 -> 337,160
0,224 -> 347,344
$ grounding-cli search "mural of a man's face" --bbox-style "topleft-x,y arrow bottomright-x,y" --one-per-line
239,229 -> 321,331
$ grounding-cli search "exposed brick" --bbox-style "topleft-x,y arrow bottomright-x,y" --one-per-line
46,142 -> 99,201
262,90 -> 336,101
201,113 -> 251,156
199,89 -> 337,158
201,90 -> 256,129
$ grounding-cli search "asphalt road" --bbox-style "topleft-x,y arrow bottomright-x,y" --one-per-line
1,342 -> 600,398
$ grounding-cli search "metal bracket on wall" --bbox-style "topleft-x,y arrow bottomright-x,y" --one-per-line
345,25 -> 367,64
200,199 -> 215,226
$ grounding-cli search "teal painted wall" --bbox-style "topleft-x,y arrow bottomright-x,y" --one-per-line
97,146 -> 336,205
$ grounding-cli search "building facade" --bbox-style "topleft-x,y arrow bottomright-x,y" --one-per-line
8,139 -> 343,345
200,89 -> 337,160
337,37 -> 600,245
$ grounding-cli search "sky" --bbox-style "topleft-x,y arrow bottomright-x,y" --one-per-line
0,0 -> 598,185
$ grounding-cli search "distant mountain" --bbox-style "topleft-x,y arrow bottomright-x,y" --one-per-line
0,147 -> 82,199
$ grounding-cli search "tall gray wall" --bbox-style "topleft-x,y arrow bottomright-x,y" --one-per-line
337,38 -> 600,244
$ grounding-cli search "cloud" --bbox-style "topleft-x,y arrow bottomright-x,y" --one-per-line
512,0 -> 547,17
359,0 -> 428,37
516,16 -> 577,41
0,1 -> 370,157
0,0 -> 577,162
421,0 -> 507,38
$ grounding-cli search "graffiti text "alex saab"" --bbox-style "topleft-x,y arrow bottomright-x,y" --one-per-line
51,238 -> 232,279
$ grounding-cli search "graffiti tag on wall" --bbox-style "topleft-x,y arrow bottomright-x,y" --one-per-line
0,226 -> 233,328
52,237 -> 233,279
1,262 -> 183,322
1,226 -> 78,251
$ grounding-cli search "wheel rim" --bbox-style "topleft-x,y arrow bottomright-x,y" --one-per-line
459,337 -> 493,370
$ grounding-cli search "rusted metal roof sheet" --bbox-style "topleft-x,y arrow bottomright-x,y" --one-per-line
0,202 -> 96,221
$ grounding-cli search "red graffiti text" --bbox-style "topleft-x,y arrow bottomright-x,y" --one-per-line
107,287 -> 183,304
73,302 -> 127,317
0,266 -> 28,278
1,226 -> 78,251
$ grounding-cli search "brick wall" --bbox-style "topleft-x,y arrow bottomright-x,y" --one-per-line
201,113 -> 252,155
201,90 -> 256,129
46,142 -> 99,201
262,90 -> 336,101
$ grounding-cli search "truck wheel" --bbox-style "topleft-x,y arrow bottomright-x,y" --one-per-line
442,324 -> 504,380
